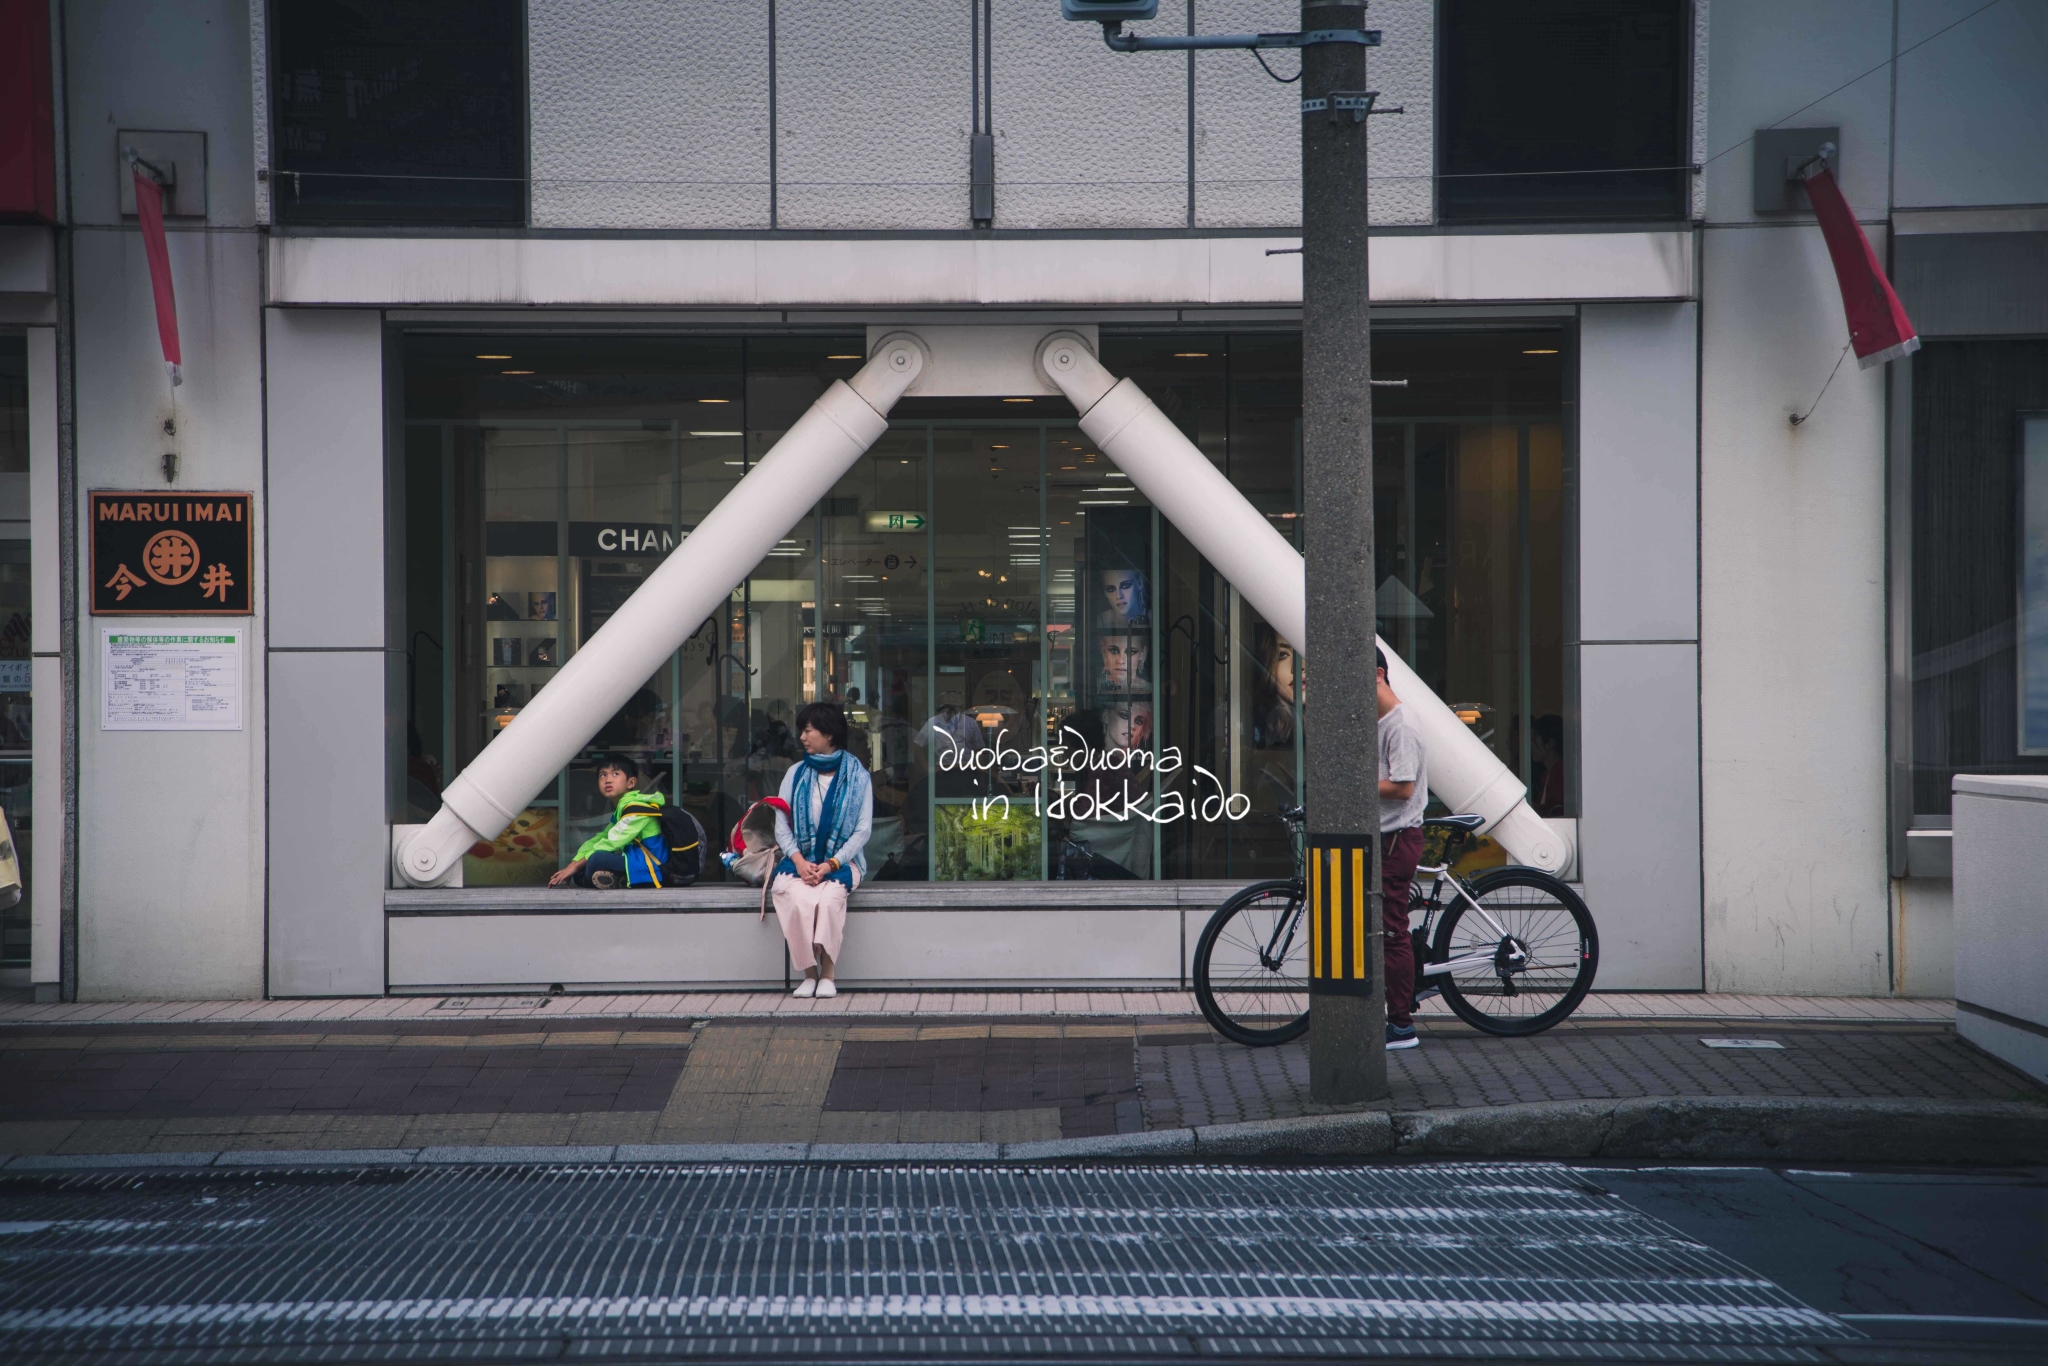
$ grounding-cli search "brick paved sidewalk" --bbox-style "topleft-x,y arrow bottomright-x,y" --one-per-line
2,1005 -> 2035,1162
0,988 -> 1958,1027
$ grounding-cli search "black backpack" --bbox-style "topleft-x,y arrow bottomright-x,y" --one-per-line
657,805 -> 706,886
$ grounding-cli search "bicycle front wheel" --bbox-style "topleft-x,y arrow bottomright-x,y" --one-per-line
1430,867 -> 1598,1036
1193,880 -> 1310,1046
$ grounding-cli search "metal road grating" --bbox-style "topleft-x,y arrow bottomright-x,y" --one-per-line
0,1163 -> 1857,1362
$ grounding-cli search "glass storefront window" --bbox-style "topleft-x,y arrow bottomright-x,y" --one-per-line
1908,340 -> 2048,815
404,329 -> 1573,882
2,334 -> 29,964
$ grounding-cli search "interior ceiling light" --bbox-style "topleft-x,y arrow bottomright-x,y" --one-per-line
1173,352 -> 1209,358
690,430 -> 741,437
825,354 -> 862,360
1522,348 -> 1559,355
501,369 -> 534,375
989,444 -> 1010,449
1002,397 -> 1033,403
697,398 -> 732,404
1060,465 -> 1077,470
476,354 -> 512,360
1106,472 -> 1128,479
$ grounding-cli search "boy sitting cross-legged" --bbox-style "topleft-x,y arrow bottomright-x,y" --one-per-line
550,755 -> 670,889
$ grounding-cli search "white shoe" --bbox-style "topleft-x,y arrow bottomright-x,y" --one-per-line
792,978 -> 817,998
815,979 -> 837,999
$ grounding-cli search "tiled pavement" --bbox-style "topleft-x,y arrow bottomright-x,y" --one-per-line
3,994 -> 2033,1161
0,989 -> 1959,1027
1143,1019 -> 2043,1129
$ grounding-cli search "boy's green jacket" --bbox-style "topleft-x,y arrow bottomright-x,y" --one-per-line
574,788 -> 666,862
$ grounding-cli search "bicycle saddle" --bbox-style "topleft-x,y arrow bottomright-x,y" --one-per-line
1422,813 -> 1487,833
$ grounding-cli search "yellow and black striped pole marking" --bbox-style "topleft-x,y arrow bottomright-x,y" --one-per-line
1306,834 -> 1377,997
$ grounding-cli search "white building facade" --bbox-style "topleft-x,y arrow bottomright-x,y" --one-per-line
4,0 -> 2044,1003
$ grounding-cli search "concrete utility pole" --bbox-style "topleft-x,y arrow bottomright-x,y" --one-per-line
1300,0 -> 1386,1104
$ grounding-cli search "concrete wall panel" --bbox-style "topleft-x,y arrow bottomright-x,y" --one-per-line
1893,0 -> 2048,209
268,650 -> 387,995
1699,224 -> 1889,995
1578,642 -> 1703,990
264,311 -> 385,650
71,225 -> 266,1000
1192,0 -> 1431,228
26,326 -> 58,988
1578,303 -> 1699,643
63,0 -> 257,227
992,0 -> 1188,228
387,908 -> 1182,990
388,913 -> 793,991
1893,877 -> 1952,1000
1951,774 -> 2048,1084
1703,0 -> 1892,225
777,0 -> 972,229
529,0 -> 771,228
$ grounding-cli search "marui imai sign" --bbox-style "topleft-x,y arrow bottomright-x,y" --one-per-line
91,491 -> 253,615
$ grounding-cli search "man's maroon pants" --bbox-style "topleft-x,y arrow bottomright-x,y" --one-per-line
1381,826 -> 1425,1028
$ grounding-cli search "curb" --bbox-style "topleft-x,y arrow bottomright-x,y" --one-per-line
5,1097 -> 2040,1172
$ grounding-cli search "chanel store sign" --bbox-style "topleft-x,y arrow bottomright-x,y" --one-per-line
90,491 -> 253,615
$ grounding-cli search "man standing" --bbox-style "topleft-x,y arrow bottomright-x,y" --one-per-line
1376,647 -> 1427,1050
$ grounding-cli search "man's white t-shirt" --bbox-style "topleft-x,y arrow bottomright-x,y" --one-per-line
1379,701 -> 1427,833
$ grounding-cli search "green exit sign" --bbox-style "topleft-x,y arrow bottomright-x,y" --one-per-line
865,511 -> 928,533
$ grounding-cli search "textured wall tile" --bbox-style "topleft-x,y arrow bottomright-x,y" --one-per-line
778,1 -> 974,229
530,0 -> 770,229
1193,0 -> 1432,228
992,0 -> 1189,229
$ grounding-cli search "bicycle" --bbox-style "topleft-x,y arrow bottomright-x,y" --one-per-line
1191,805 -> 1599,1046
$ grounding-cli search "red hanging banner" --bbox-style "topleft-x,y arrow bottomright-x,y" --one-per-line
132,163 -> 183,387
1800,164 -> 1920,370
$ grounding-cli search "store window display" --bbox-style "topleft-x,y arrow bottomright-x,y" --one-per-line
404,329 -> 1573,884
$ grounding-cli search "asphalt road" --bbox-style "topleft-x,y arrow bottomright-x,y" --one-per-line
1577,1164 -> 2047,1351
0,1159 -> 2039,1364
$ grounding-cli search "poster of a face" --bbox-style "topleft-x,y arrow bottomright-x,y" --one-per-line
1095,566 -> 1148,629
1103,700 -> 1154,751
1097,633 -> 1150,694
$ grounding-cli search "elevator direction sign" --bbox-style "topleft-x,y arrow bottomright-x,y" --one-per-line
91,491 -> 253,615
865,511 -> 928,533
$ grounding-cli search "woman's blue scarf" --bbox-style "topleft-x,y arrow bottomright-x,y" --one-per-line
790,749 -> 870,877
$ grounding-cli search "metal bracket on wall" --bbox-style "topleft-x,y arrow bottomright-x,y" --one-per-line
1102,24 -> 1379,53
1300,91 -> 1400,123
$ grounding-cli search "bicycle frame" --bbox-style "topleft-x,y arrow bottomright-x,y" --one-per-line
1411,860 -> 1528,977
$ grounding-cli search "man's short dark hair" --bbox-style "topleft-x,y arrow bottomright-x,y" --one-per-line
597,754 -> 640,780
1374,646 -> 1388,677
795,701 -> 850,750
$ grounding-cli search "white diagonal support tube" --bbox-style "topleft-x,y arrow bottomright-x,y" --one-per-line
393,334 -> 929,887
1037,332 -> 1571,874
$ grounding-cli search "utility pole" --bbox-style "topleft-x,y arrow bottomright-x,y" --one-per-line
1061,0 -> 1388,1103
1300,1 -> 1385,1104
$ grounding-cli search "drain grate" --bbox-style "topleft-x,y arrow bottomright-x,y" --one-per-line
0,1163 -> 1856,1361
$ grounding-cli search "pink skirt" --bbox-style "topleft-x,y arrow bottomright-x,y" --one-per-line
771,870 -> 857,973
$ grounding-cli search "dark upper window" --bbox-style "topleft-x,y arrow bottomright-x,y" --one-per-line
271,0 -> 524,227
1437,0 -> 1690,225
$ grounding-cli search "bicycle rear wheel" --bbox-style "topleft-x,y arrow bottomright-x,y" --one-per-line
1429,867 -> 1598,1036
1193,880 -> 1310,1046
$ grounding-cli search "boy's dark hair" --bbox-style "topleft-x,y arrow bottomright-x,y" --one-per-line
1374,646 -> 1388,678
596,754 -> 641,780
794,701 -> 850,750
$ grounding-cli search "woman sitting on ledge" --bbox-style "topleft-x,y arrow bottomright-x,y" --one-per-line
772,701 -> 872,999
